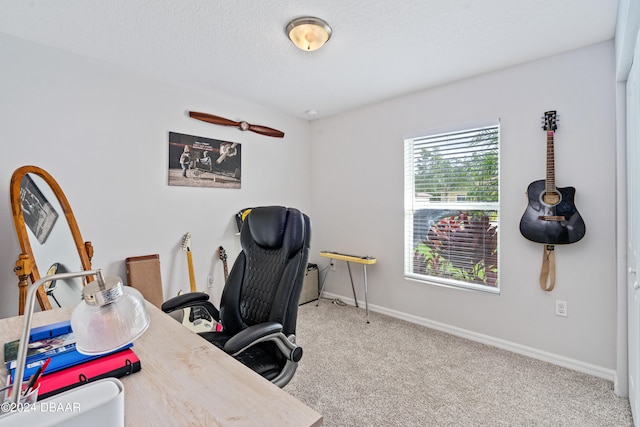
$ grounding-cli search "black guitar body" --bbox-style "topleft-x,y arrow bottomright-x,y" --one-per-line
519,179 -> 586,244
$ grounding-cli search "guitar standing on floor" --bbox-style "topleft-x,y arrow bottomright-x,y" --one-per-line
519,111 -> 586,290
179,232 -> 215,332
215,246 -> 228,332
181,232 -> 197,293
218,246 -> 229,282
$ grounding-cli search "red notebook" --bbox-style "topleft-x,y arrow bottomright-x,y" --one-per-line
37,348 -> 141,400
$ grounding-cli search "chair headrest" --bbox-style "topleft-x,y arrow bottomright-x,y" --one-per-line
246,206 -> 295,249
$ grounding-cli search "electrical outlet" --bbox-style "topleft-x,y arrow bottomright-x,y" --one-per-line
330,260 -> 336,271
555,300 -> 568,317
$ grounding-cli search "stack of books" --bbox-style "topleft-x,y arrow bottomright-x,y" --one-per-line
4,320 -> 140,400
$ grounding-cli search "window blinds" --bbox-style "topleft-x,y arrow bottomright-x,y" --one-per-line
405,123 -> 499,290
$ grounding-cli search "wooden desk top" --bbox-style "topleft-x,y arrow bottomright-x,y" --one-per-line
320,251 -> 377,265
0,302 -> 322,427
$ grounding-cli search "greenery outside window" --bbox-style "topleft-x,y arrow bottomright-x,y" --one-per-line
404,122 -> 500,292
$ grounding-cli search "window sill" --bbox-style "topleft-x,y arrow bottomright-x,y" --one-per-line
404,273 -> 500,295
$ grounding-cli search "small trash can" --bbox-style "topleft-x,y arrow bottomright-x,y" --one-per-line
298,263 -> 319,305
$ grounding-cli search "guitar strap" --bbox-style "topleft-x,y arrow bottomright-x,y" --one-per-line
539,245 -> 556,291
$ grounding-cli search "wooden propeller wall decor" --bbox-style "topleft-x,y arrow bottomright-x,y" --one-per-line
188,111 -> 285,138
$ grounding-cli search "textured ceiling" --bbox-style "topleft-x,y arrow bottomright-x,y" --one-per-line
0,0 -> 619,120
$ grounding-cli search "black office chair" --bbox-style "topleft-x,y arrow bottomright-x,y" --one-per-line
162,206 -> 311,387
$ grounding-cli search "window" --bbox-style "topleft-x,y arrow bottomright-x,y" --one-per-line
404,122 -> 499,292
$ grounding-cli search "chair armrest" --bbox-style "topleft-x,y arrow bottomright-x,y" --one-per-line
161,292 -> 220,321
161,292 -> 210,312
224,322 -> 303,362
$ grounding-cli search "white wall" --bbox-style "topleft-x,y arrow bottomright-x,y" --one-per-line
310,41 -> 618,376
0,33 -> 311,317
0,32 -> 621,381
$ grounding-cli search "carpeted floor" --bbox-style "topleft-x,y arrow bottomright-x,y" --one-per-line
286,300 -> 633,427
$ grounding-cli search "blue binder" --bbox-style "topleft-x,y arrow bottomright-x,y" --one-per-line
5,320 -> 133,381
28,320 -> 73,341
11,343 -> 133,381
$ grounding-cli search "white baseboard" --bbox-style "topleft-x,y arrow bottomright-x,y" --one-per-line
321,292 -> 616,382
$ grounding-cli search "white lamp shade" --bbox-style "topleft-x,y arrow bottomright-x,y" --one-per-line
71,285 -> 150,355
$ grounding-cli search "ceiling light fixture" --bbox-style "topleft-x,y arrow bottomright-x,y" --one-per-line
286,17 -> 332,52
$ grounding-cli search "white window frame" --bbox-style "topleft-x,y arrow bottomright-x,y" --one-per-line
404,121 -> 500,293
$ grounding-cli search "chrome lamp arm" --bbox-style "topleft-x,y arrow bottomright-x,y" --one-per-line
10,269 -> 101,404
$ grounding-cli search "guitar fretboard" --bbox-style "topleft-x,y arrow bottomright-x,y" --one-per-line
546,131 -> 556,194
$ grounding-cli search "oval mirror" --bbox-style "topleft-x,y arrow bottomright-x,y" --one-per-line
10,165 -> 94,314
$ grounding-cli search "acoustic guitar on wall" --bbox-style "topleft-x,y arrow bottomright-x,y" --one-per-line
519,111 -> 586,245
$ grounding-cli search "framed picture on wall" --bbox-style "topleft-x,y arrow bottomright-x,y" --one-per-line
168,132 -> 241,189
20,174 -> 59,244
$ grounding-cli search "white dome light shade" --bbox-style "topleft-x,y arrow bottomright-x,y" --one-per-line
71,276 -> 150,355
286,17 -> 332,52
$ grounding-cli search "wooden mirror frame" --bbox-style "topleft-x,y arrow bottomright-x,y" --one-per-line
10,165 -> 94,314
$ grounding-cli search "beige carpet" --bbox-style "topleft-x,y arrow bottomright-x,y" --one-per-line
286,300 -> 633,427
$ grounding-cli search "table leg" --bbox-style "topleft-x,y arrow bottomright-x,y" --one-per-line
346,262 -> 359,308
363,264 -> 370,324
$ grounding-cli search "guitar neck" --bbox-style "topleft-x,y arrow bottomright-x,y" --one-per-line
218,246 -> 229,282
186,251 -> 197,292
546,130 -> 556,192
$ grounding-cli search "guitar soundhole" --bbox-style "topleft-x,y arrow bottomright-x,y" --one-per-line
541,190 -> 561,206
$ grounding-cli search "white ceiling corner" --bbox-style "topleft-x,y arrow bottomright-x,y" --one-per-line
0,0 -> 619,120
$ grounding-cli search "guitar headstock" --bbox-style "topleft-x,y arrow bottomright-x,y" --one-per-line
181,232 -> 192,252
218,246 -> 227,262
542,110 -> 557,132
